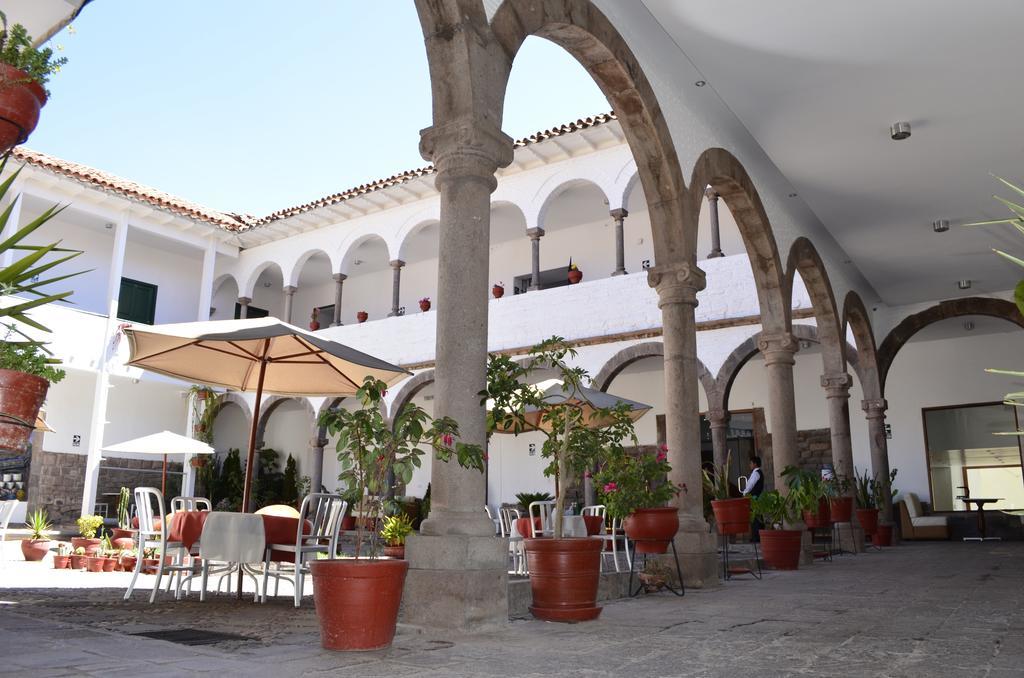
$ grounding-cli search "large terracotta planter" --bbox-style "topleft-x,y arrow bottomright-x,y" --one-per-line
872,523 -> 893,547
802,498 -> 832,529
72,537 -> 101,555
20,538 -> 50,561
711,497 -> 751,536
523,537 -> 603,622
829,496 -> 854,523
855,508 -> 879,536
0,64 -> 47,152
310,558 -> 409,651
623,507 -> 679,554
760,529 -> 802,570
0,368 -> 49,455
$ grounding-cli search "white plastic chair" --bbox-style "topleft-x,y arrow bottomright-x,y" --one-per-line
0,500 -> 18,568
528,501 -> 555,538
124,487 -> 190,603
261,493 -> 347,607
500,507 -> 524,574
169,496 -> 211,596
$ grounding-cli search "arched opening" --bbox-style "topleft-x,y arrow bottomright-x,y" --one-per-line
254,397 -> 316,507
488,202 -> 529,294
695,184 -> 746,263
534,179 -> 615,286
338,234 -> 391,323
620,175 -> 656,274
246,262 -> 285,320
397,221 -> 440,314
291,250 -> 334,327
210,275 -> 239,321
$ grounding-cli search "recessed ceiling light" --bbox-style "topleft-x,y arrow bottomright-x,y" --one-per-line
890,121 -> 911,140
932,219 -> 950,233
104,223 -> 114,229
842,258 -> 852,264
263,282 -> 272,288
963,320 -> 975,331
788,193 -> 798,198
957,279 -> 971,290
695,80 -> 706,87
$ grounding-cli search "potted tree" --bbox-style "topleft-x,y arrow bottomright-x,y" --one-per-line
20,507 -> 51,561
750,490 -> 804,570
483,336 -> 643,622
0,13 -> 67,152
703,452 -> 750,535
314,376 -> 484,651
73,514 -> 104,555
379,513 -> 413,559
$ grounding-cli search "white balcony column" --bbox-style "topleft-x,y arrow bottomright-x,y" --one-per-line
610,208 -> 628,276
196,237 -> 216,321
706,188 -> 724,259
0,180 -> 24,268
81,216 -> 129,518
237,296 -> 251,319
388,260 -> 405,317
527,227 -> 544,291
282,285 -> 297,324
182,392 -> 198,496
330,273 -> 346,326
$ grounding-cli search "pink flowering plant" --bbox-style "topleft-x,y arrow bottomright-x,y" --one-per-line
482,336 -> 642,538
594,443 -> 678,520
319,376 -> 484,558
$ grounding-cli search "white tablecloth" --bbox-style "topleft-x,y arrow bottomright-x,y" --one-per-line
199,512 -> 266,563
509,514 -> 589,539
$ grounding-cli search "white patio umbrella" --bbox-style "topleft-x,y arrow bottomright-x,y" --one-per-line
122,317 -> 409,511
489,378 -> 652,433
103,430 -> 214,495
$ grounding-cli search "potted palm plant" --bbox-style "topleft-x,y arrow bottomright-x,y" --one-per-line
314,376 -> 483,651
483,336 -> 644,622
750,490 -> 805,570
703,451 -> 750,535
0,13 -> 67,152
20,507 -> 51,561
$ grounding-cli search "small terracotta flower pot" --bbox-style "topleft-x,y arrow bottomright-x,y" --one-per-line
356,311 -> 368,323
20,538 -> 51,561
52,555 -> 70,569
872,523 -> 893,547
383,545 -> 405,559
567,269 -> 583,284
85,556 -> 106,573
69,554 -> 86,570
492,285 -> 505,299
418,300 -> 430,312
309,320 -> 321,331
102,557 -> 116,572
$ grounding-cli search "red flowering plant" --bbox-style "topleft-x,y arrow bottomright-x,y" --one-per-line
481,336 -> 642,538
594,443 -> 678,520
319,376 -> 484,558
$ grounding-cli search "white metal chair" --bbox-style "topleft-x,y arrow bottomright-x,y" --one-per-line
124,487 -> 190,603
0,500 -> 18,568
261,493 -> 347,607
499,506 -> 524,574
484,505 -> 500,535
528,500 -> 555,538
169,496 -> 211,597
583,504 -> 630,572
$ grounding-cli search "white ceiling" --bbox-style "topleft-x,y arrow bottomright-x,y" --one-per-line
642,1 -> 1024,306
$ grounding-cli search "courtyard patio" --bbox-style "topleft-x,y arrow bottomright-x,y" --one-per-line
1,541 -> 1021,677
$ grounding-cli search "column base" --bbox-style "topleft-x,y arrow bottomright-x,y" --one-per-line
400,533 -> 508,632
835,523 -> 866,553
670,514 -> 719,588
611,269 -> 627,276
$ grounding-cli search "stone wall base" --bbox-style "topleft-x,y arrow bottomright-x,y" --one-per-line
673,525 -> 720,588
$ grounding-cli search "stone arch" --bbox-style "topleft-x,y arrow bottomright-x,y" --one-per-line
283,247 -> 337,288
877,296 -> 1024,393
842,291 -> 882,402
241,260 -> 284,299
387,370 -> 436,426
532,175 -> 612,230
617,168 -> 641,212
338,232 -> 392,275
255,396 -> 317,447
212,273 -> 239,296
393,204 -> 443,262
210,391 -> 252,422
591,341 -> 716,404
690,147 -> 788,334
785,237 -> 844,376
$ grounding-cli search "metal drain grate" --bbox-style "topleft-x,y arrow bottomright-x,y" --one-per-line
131,628 -> 256,646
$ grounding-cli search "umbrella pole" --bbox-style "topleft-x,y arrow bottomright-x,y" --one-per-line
238,357 -> 268,599
162,454 -> 167,496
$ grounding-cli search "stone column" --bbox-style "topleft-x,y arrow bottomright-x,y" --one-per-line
610,208 -> 628,276
759,333 -> 800,493
822,373 -> 864,552
331,273 -> 346,326
863,398 -> 895,523
402,119 -> 513,629
282,285 -> 297,324
707,407 -> 730,473
527,227 -> 544,291
237,296 -> 251,319
388,260 -> 405,316
648,261 -> 718,586
706,188 -> 724,259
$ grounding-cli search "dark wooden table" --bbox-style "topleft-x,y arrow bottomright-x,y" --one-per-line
960,497 -> 1003,541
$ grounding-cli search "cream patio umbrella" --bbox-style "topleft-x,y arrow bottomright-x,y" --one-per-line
122,317 -> 410,511
103,430 -> 215,496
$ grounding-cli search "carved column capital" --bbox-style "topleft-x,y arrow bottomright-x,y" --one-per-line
821,372 -> 853,398
758,332 -> 799,366
311,437 -> 328,449
609,208 -> 628,221
237,296 -> 251,305
647,261 -> 706,307
862,398 -> 888,418
706,408 -> 729,428
704,186 -> 719,202
282,285 -> 297,296
420,119 -> 514,191
389,259 -> 406,270
526,227 -> 545,240
332,273 -> 347,283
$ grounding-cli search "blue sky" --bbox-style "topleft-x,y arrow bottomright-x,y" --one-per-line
28,1 -> 609,216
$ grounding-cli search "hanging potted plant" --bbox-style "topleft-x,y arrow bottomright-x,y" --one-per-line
854,467 -> 880,538
484,336 -> 644,622
491,282 -> 505,299
750,490 -> 804,570
356,310 -> 368,323
20,507 -> 51,561
703,451 -> 750,535
0,13 -> 67,152
567,259 -> 583,284
418,297 -> 431,312
314,376 -> 484,651
73,514 -> 104,555
379,513 -> 413,559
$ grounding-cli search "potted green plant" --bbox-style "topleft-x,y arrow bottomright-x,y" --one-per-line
828,474 -> 855,523
750,490 -> 803,570
314,376 -> 483,651
118,547 -> 137,572
309,307 -> 320,331
782,466 -> 831,529
0,13 -> 67,152
52,542 -> 70,569
73,514 -> 104,555
595,443 -> 679,553
379,513 -> 414,559
873,469 -> 898,547
567,260 -> 583,284
854,467 -> 880,537
703,451 -> 750,535
20,507 -> 51,561
69,545 -> 86,570
492,281 -> 504,299
483,336 -> 644,622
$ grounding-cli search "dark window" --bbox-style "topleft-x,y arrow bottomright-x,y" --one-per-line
512,267 -> 572,294
117,278 -> 158,325
234,303 -> 268,319
315,305 -> 336,327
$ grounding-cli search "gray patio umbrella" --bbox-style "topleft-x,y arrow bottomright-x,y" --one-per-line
123,317 -> 410,512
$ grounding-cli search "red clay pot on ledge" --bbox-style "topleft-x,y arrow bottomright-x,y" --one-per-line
492,285 -> 505,299
356,311 -> 368,323
71,537 -> 101,555
623,507 -> 679,554
382,544 -> 405,559
568,269 -> 583,284
524,537 -> 603,622
711,497 -> 751,536
418,300 -> 430,312
0,64 -> 48,153
0,368 -> 49,456
310,558 -> 409,651
760,529 -> 802,570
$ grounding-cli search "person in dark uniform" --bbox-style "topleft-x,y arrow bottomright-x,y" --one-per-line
744,456 -> 765,541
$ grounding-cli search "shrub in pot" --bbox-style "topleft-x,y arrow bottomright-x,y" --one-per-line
703,451 -> 750,535
379,513 -> 413,559
782,466 -> 831,529
596,443 -> 680,554
750,491 -> 804,570
20,507 -> 51,561
315,376 -> 484,651
0,13 -> 67,152
72,514 -> 104,554
484,336 -> 645,621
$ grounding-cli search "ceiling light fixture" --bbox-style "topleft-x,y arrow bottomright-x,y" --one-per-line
957,279 -> 972,290
694,80 -> 706,87
788,193 -> 798,198
963,320 -> 975,331
890,121 -> 911,140
932,219 -> 950,233
104,223 -> 114,230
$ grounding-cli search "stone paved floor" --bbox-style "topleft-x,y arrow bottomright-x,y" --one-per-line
1,541 -> 1022,677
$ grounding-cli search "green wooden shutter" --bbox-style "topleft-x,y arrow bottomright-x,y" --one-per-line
117,278 -> 158,325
